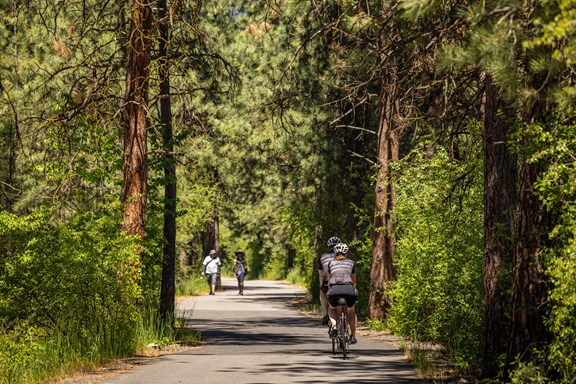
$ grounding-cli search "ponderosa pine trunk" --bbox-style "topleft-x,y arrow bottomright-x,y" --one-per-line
369,62 -> 399,320
506,159 -> 553,368
202,187 -> 220,256
481,76 -> 517,378
121,0 -> 152,242
158,0 -> 176,323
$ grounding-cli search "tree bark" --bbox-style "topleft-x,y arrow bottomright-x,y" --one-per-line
158,0 -> 176,323
202,193 -> 220,257
481,76 -> 517,378
121,0 -> 153,243
184,237 -> 200,269
506,159 -> 553,367
369,60 -> 399,320
287,247 -> 296,270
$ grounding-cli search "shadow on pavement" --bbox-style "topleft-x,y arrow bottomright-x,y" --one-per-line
179,279 -> 424,383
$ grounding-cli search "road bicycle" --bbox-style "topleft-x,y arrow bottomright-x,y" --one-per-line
330,297 -> 350,359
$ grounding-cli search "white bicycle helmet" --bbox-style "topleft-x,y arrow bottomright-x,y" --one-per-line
327,236 -> 341,247
334,243 -> 349,255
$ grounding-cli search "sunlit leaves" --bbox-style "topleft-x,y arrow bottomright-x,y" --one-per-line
389,141 -> 484,367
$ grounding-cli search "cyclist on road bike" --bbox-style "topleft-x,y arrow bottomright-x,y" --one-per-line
318,236 -> 340,325
327,242 -> 358,344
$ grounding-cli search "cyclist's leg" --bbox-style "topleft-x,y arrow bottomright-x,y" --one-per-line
328,305 -> 338,329
327,290 -> 339,332
320,289 -> 329,318
348,305 -> 357,336
343,286 -> 357,343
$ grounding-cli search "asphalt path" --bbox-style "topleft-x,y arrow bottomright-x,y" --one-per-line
102,278 -> 420,384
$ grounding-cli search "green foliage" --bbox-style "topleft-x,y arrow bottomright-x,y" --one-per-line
524,120 -> 576,382
546,237 -> 576,382
187,0 -> 352,289
365,318 -> 388,331
523,0 -> 576,114
0,207 -> 141,326
388,142 -> 484,368
7,0 -> 576,380
176,272 -> 210,296
0,206 -> 146,383
349,208 -> 378,319
0,307 -> 192,384
285,266 -> 308,287
508,361 -> 548,384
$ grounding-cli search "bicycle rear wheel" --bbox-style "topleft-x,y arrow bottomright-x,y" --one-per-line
331,327 -> 336,354
340,311 -> 347,359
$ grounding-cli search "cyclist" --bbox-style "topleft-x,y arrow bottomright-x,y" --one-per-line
233,250 -> 249,295
318,236 -> 340,325
327,242 -> 358,344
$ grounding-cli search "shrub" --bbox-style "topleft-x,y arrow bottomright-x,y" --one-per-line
0,206 -> 142,383
388,145 -> 484,368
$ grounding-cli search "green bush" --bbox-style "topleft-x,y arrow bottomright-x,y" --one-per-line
546,232 -> 576,382
388,145 -> 484,368
0,207 -> 142,384
285,266 -> 308,287
522,121 -> 576,382
176,273 -> 209,296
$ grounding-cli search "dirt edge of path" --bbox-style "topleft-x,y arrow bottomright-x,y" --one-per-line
52,344 -> 203,384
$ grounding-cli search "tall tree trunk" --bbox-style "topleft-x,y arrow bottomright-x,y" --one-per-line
506,159 -> 553,367
121,0 -> 152,242
287,247 -> 296,270
369,61 -> 399,320
202,196 -> 219,257
158,0 -> 176,323
481,76 -> 517,378
201,175 -> 220,256
184,237 -> 200,269
202,220 -> 218,255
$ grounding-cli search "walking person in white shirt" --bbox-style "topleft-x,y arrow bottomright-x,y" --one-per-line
201,249 -> 221,295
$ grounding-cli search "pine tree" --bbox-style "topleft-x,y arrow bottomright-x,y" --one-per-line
121,0 -> 153,242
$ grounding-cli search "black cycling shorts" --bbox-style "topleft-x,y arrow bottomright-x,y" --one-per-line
327,284 -> 357,307
320,281 -> 329,294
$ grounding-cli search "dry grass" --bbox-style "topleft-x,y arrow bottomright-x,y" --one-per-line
51,344 -> 202,384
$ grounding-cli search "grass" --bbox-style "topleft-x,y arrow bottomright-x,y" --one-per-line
176,274 -> 210,296
363,321 -> 468,383
0,275 -> 206,384
403,343 -> 437,377
285,267 -> 308,288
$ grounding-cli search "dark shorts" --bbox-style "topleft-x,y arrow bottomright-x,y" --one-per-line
236,272 -> 247,283
320,281 -> 329,294
327,284 -> 357,307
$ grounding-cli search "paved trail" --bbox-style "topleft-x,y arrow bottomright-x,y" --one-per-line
103,278 -> 420,384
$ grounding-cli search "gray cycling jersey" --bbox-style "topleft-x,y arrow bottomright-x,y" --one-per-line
328,258 -> 356,285
318,251 -> 336,282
